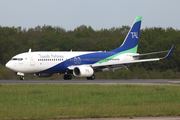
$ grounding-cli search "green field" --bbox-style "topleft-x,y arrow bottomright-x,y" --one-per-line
0,84 -> 180,119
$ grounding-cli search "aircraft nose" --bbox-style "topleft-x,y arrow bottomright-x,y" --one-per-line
5,61 -> 13,70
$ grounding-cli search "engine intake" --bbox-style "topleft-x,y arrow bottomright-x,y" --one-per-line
73,66 -> 94,77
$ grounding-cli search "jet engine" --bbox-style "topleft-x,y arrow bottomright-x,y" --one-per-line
73,66 -> 94,77
34,73 -> 54,77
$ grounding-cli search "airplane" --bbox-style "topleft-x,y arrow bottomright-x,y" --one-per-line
5,16 -> 175,80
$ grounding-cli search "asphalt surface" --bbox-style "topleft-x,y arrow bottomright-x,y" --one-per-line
0,79 -> 180,85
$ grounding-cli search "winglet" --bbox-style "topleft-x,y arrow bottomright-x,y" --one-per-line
161,45 -> 175,59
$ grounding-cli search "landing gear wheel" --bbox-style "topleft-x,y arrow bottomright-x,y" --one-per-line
20,76 -> 24,80
63,75 -> 72,80
86,74 -> 95,80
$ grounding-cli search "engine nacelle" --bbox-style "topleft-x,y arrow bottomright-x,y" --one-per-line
73,66 -> 94,77
34,73 -> 54,77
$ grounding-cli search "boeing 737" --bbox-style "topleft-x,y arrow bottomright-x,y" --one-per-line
5,16 -> 175,80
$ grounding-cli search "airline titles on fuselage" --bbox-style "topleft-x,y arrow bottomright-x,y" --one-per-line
38,54 -> 64,59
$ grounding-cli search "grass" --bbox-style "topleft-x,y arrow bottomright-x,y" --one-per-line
0,84 -> 180,119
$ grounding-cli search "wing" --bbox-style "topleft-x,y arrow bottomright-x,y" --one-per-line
68,45 -> 175,72
91,45 -> 175,71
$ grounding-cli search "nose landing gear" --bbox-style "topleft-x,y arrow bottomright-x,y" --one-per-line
15,72 -> 25,80
20,76 -> 24,80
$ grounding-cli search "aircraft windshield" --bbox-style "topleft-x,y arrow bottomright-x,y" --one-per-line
11,58 -> 23,61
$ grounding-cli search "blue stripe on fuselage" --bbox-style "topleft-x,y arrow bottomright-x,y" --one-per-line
41,51 -> 116,73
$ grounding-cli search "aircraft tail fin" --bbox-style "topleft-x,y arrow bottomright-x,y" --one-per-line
111,16 -> 142,53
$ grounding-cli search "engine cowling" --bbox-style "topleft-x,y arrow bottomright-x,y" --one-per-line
34,73 -> 54,77
73,66 -> 94,77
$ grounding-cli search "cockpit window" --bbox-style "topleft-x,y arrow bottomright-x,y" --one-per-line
11,58 -> 17,60
11,58 -> 23,61
18,58 -> 23,61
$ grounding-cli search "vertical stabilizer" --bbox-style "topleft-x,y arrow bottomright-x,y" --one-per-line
111,16 -> 142,53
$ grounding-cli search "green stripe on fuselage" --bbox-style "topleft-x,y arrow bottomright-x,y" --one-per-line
96,45 -> 138,64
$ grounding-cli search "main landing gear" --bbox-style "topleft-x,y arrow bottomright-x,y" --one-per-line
86,74 -> 95,80
63,74 -> 95,80
63,74 -> 72,80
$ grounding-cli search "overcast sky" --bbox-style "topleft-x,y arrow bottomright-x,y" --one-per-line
0,0 -> 180,31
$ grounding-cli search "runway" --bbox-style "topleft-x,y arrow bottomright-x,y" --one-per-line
0,79 -> 180,85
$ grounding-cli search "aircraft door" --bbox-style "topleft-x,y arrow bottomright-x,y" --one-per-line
29,54 -> 35,66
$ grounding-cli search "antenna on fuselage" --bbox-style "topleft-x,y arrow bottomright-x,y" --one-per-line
28,49 -> 31,53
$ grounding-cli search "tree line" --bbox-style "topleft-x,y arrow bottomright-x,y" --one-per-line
0,25 -> 180,79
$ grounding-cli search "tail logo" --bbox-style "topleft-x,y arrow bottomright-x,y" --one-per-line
130,32 -> 138,39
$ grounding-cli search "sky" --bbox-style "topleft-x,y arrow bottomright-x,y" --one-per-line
0,0 -> 180,31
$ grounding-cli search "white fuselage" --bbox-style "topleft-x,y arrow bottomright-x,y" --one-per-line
5,51 -> 138,74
